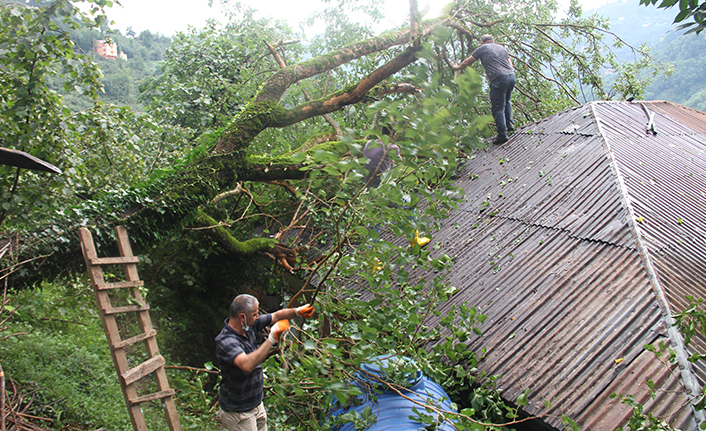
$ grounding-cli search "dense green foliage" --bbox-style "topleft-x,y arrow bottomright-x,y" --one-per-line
0,0 -> 688,430
0,0 -> 102,228
257,66 -> 526,430
644,32 -> 706,110
0,278 -> 226,430
0,0 -> 192,235
1,278 -> 132,428
138,16 -> 296,133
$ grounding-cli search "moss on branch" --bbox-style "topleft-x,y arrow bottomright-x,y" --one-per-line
193,210 -> 276,256
237,139 -> 355,182
215,100 -> 286,154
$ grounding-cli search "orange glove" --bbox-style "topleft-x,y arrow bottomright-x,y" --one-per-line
296,304 -> 315,319
268,319 -> 289,345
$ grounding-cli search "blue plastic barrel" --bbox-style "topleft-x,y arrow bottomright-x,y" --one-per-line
327,355 -> 457,430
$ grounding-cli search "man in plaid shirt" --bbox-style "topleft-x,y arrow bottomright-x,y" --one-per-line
216,294 -> 314,431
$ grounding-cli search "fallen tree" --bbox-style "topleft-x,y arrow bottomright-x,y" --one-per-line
2,0 -> 668,285
0,1 -> 679,429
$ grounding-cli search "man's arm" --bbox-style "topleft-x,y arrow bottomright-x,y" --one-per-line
452,55 -> 478,71
232,319 -> 291,374
271,303 -> 315,322
232,305 -> 314,373
232,339 -> 273,374
271,307 -> 298,323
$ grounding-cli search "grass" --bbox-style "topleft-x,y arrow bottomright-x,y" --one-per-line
1,275 -> 222,430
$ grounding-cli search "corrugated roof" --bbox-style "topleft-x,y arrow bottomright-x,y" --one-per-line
642,100 -> 706,135
595,101 -> 706,388
406,100 -> 705,430
577,337 -> 692,429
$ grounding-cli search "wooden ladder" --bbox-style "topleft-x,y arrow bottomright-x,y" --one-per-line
78,226 -> 182,431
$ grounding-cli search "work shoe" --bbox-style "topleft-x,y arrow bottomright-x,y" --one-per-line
493,135 -> 508,145
410,230 -> 430,248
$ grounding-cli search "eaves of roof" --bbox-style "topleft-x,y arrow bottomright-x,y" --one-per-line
0,147 -> 62,174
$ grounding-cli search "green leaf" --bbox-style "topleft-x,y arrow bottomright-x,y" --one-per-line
675,8 -> 692,21
517,387 -> 530,407
659,0 -> 680,6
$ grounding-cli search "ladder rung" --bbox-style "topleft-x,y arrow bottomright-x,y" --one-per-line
122,355 -> 165,386
113,330 -> 157,350
80,227 -> 183,431
129,389 -> 175,406
96,280 -> 144,291
103,304 -> 150,315
89,256 -> 139,266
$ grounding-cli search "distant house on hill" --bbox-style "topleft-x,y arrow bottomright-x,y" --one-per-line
95,39 -> 117,59
404,100 -> 706,429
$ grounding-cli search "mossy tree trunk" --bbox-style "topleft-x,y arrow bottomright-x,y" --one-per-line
19,15 -> 445,278
150,20 -> 443,255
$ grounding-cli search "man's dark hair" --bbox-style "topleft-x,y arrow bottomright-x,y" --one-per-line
480,34 -> 494,43
230,294 -> 258,318
381,125 -> 395,136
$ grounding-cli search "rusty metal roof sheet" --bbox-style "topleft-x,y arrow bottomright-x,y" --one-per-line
412,100 -> 706,430
642,100 -> 706,135
577,337 -> 694,429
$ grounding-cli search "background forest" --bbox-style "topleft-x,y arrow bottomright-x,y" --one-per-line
591,0 -> 706,111
0,0 -> 704,430
64,1 -> 706,113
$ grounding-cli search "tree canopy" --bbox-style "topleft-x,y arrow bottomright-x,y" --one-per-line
0,0 -> 677,429
1,0 -> 668,271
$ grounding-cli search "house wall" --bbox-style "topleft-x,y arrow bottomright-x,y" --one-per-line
96,39 -> 118,59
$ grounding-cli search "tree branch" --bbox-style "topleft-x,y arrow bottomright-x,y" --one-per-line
265,41 -> 343,136
191,209 -> 275,256
254,19 -> 442,104
264,180 -> 297,197
410,0 -> 419,39
273,45 -> 422,127
211,184 -> 244,205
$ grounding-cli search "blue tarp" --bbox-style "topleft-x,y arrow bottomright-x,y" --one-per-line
326,356 -> 457,430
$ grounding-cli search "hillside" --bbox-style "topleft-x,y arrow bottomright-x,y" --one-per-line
585,0 -> 676,47
644,32 -> 706,110
586,0 -> 706,110
65,28 -> 172,110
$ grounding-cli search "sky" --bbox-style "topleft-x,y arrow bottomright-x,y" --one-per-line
105,0 -> 445,37
105,0 -> 619,37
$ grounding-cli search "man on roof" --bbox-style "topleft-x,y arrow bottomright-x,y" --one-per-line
452,34 -> 516,145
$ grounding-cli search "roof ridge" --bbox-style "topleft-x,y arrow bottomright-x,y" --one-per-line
588,102 -> 706,427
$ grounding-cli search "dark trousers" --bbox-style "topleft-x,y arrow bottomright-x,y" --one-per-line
489,73 -> 516,139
